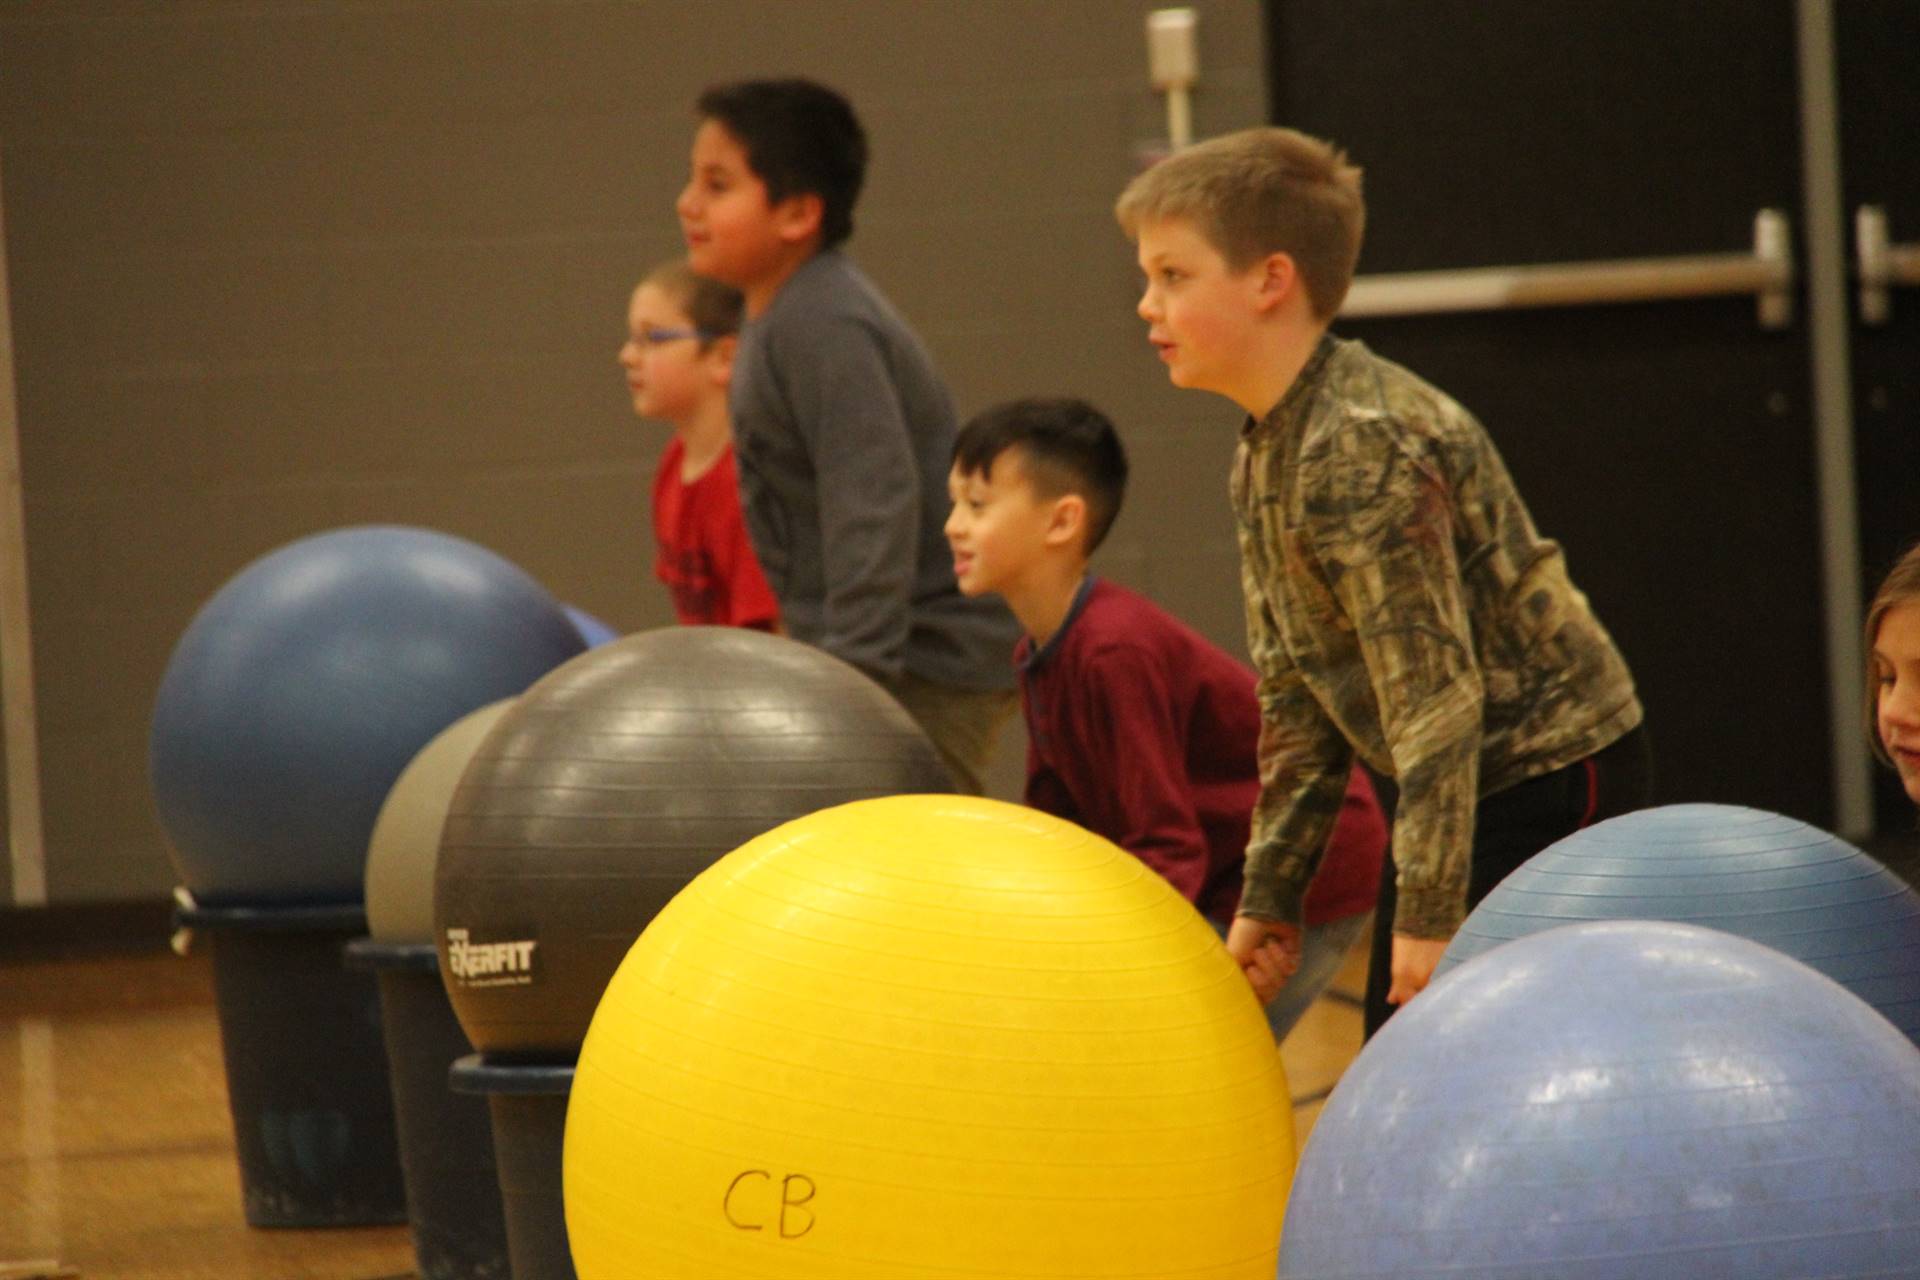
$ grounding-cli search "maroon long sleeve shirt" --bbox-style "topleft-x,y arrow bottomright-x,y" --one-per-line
1019,578 -> 1383,928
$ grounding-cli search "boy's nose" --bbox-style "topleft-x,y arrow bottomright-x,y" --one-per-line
1136,287 -> 1157,321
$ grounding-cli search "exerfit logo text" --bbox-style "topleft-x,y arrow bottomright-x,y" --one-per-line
445,927 -> 538,987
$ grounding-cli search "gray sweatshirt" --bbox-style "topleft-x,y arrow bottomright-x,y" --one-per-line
729,250 -> 1017,690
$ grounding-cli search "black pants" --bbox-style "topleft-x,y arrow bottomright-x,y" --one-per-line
1362,725 -> 1653,1037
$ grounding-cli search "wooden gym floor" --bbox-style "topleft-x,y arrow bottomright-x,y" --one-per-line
0,931 -> 1367,1280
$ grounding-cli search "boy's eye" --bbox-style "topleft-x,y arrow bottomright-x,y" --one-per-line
634,326 -> 702,348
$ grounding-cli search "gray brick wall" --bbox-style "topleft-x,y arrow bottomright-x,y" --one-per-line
0,0 -> 1267,904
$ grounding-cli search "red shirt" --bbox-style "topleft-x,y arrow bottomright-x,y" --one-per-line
652,439 -> 779,629
1019,578 -> 1384,927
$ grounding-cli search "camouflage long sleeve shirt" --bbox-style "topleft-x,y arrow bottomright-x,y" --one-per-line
1231,335 -> 1642,938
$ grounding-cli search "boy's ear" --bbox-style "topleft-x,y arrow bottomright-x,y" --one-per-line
1044,493 -> 1089,551
704,334 -> 738,386
1251,251 -> 1301,314
773,191 -> 826,247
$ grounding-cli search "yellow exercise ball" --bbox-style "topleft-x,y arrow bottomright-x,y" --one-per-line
563,794 -> 1295,1279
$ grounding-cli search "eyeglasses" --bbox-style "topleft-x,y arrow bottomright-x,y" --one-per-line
624,325 -> 719,348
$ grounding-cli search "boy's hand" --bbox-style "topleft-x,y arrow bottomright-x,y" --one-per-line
1225,916 -> 1302,1005
1387,934 -> 1451,1006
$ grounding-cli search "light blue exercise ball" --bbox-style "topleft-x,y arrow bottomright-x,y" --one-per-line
150,526 -> 585,904
1437,803 -> 1920,1046
562,603 -> 621,648
1281,920 -> 1920,1278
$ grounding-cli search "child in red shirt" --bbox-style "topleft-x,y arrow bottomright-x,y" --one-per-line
620,261 -> 778,630
944,396 -> 1385,1042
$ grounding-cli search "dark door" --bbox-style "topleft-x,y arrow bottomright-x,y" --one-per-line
1268,0 -> 1883,833
1837,0 -> 1920,837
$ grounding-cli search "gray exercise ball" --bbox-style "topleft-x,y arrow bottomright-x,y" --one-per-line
365,699 -> 517,945
434,626 -> 956,1059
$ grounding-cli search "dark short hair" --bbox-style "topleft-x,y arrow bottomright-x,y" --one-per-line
643,260 -> 743,349
695,78 -> 867,250
953,398 -> 1130,555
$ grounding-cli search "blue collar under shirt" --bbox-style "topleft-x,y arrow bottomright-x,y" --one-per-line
1016,575 -> 1099,675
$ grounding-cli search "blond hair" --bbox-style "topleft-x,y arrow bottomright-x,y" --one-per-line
642,260 -> 744,350
1867,542 -> 1920,764
1115,127 -> 1364,320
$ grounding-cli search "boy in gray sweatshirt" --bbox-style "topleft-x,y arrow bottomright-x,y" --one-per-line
675,78 -> 1019,791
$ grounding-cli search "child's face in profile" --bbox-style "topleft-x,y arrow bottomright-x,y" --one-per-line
1134,216 -> 1266,400
943,452 -> 1059,599
677,120 -> 792,291
619,284 -> 718,424
1874,601 -> 1920,805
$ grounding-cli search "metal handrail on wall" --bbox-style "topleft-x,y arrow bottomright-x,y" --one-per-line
1340,209 -> 1796,330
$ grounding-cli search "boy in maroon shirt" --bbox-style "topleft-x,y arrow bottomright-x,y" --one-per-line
944,396 -> 1385,1041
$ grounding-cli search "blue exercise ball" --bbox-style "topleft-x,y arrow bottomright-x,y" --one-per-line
562,603 -> 620,648
1281,920 -> 1920,1279
1437,803 -> 1920,1046
151,526 -> 586,905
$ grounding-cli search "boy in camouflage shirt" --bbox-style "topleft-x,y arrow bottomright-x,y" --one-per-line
1116,127 -> 1648,1028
